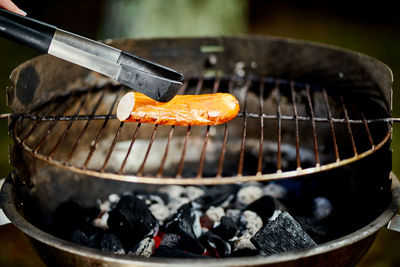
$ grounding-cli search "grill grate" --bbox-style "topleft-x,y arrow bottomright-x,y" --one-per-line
12,75 -> 392,185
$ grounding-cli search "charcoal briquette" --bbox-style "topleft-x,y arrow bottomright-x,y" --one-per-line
98,232 -> 125,254
194,185 -> 238,211
160,233 -> 180,248
107,195 -> 158,246
246,195 -> 275,223
199,231 -> 231,258
69,229 -> 98,248
129,237 -> 155,257
251,212 -> 317,256
164,203 -> 205,254
211,216 -> 238,241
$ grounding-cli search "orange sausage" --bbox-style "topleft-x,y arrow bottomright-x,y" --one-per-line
116,92 -> 240,126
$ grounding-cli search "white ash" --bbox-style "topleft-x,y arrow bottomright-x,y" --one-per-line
93,212 -> 109,230
236,186 -> 263,208
240,210 -> 263,236
193,210 -> 203,238
313,197 -> 333,220
263,183 -> 287,199
130,237 -> 155,258
184,186 -> 205,201
149,195 -> 165,205
226,209 -> 241,223
158,185 -> 185,200
149,203 -> 170,223
108,194 -> 120,203
205,206 -> 225,224
97,199 -> 111,213
167,197 -> 190,215
269,209 -> 283,222
232,234 -> 256,251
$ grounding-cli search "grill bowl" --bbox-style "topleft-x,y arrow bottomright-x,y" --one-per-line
2,36 -> 398,266
1,172 -> 399,266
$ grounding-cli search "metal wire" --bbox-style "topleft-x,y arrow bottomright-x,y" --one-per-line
10,75 -> 393,184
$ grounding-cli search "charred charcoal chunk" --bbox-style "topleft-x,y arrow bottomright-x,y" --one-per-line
98,232 -> 125,254
52,200 -> 99,237
199,231 -> 231,258
251,212 -> 316,256
129,237 -> 155,257
153,245 -> 211,258
246,195 -> 275,223
164,203 -> 205,254
225,209 -> 241,224
194,185 -> 238,211
69,229 -> 98,248
230,248 -> 258,257
160,233 -> 180,248
211,216 -> 238,241
107,195 -> 158,246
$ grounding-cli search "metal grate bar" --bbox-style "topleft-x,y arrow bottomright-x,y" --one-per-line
217,124 -> 229,177
305,84 -> 321,167
196,76 -> 221,178
257,79 -> 265,175
177,79 -> 189,95
275,80 -> 282,172
322,89 -> 340,162
48,93 -> 89,159
361,112 -> 375,149
137,125 -> 159,176
101,122 -> 124,172
216,75 -> 235,177
176,126 -> 191,178
197,125 -> 210,178
65,90 -> 106,164
119,123 -> 141,174
290,81 -> 301,170
237,78 -> 251,176
157,125 -> 175,177
340,95 -> 358,156
21,98 -> 56,144
15,111 -> 396,125
32,92 -> 77,153
194,75 -> 204,95
82,94 -> 119,169
176,75 -> 204,178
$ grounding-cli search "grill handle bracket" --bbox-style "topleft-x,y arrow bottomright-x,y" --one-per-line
387,214 -> 400,232
0,178 -> 11,226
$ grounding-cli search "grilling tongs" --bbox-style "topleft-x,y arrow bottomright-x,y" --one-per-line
0,9 -> 183,102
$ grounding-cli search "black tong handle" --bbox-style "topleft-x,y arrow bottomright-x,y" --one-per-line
0,8 -> 56,53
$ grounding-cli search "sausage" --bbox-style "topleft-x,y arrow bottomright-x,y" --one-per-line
116,92 -> 240,126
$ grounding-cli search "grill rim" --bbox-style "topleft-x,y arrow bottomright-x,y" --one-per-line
1,173 -> 399,265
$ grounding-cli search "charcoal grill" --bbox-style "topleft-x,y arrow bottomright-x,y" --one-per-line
1,36 -> 400,266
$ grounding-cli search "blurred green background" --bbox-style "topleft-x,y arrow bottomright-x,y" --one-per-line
0,0 -> 399,266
